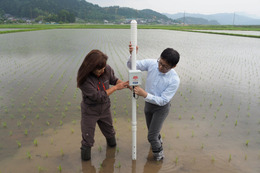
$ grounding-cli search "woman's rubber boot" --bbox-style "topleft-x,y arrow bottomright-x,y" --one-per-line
106,136 -> 116,147
81,145 -> 91,161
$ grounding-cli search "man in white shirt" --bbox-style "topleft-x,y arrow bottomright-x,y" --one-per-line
127,44 -> 180,161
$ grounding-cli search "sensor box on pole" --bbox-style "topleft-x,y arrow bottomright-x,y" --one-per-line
129,70 -> 142,86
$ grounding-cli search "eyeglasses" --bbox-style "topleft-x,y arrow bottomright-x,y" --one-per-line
157,58 -> 172,71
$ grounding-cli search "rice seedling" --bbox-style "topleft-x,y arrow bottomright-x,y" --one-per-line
229,154 -> 232,162
24,129 -> 28,136
225,113 -> 229,119
16,141 -> 21,148
245,154 -> 248,160
98,146 -> 102,152
235,120 -> 238,126
2,122 -> 7,128
201,143 -> 204,149
61,112 -> 66,118
245,140 -> 249,147
22,114 -> 26,120
9,114 -> 14,119
9,131 -> 13,136
59,120 -> 63,126
161,133 -> 165,139
61,149 -> 64,157
45,152 -> 49,158
26,151 -> 32,159
4,107 -> 8,114
57,165 -> 62,173
116,147 -> 119,153
211,156 -> 215,163
70,128 -> 74,134
38,166 -> 44,173
17,121 -> 21,127
175,156 -> 179,164
34,139 -> 38,146
112,105 -> 116,110
48,113 -> 53,118
176,132 -> 180,138
115,162 -> 121,168
28,107 -> 32,113
99,163 -> 103,170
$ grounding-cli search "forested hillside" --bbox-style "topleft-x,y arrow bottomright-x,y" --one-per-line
0,0 -> 175,24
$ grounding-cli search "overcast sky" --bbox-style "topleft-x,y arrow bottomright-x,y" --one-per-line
86,0 -> 260,18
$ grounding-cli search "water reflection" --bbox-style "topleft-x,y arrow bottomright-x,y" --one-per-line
81,160 -> 96,173
143,148 -> 163,173
81,146 -> 116,173
132,160 -> 136,173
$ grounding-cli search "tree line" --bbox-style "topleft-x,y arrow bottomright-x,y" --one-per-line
0,0 -> 174,24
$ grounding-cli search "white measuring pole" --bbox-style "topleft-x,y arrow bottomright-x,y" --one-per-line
131,20 -> 137,160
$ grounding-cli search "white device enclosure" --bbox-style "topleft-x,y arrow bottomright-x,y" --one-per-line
129,70 -> 142,86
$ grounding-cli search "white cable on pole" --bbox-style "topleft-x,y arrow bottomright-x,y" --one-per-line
131,20 -> 137,160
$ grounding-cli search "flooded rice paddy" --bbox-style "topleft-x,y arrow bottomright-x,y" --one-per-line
0,29 -> 260,173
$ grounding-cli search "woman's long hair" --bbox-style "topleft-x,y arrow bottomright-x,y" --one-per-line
77,50 -> 108,88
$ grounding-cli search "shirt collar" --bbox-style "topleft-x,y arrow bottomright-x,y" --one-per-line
157,67 -> 171,76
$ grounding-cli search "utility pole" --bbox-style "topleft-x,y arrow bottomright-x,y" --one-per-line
233,12 -> 236,26
183,11 -> 186,26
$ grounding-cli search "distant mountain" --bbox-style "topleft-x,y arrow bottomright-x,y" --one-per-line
174,16 -> 219,25
0,0 -> 175,24
164,13 -> 260,25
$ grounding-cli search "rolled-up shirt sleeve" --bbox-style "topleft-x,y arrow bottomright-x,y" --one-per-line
144,78 -> 180,106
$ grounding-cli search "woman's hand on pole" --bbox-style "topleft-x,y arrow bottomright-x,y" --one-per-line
115,81 -> 130,90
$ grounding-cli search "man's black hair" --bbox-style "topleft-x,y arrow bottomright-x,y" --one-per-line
160,48 -> 180,67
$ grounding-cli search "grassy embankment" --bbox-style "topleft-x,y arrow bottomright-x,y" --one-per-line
0,24 -> 260,38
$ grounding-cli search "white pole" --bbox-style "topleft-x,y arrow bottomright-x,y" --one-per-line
131,20 -> 137,160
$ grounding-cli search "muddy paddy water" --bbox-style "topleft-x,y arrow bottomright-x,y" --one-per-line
0,29 -> 260,173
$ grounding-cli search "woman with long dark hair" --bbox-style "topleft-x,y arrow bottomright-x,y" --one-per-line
77,50 -> 129,161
